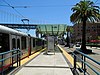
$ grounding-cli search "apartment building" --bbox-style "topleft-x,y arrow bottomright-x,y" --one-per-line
71,22 -> 100,43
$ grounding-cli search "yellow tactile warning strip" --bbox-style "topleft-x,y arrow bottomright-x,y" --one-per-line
13,48 -> 46,66
57,45 -> 74,66
57,45 -> 82,68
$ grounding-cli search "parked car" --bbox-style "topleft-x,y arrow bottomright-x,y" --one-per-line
76,42 -> 80,47
70,43 -> 74,48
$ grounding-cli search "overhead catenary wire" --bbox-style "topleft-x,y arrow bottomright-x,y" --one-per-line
95,0 -> 99,3
1,0 -> 48,24
3,0 -> 26,18
0,4 -> 74,8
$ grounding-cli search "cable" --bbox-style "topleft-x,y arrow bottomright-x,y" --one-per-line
95,0 -> 98,3
25,5 -> 73,7
3,0 -> 14,8
12,8 -> 25,18
0,5 -> 31,8
3,0 -> 26,18
0,5 -> 10,7
0,4 -> 74,8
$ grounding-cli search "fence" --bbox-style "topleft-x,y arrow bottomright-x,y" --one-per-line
0,49 -> 21,75
73,49 -> 100,75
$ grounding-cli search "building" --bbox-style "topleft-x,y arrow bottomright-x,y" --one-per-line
72,22 -> 100,43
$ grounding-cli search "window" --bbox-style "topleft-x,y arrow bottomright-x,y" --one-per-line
12,38 -> 16,49
0,33 -> 9,52
21,36 -> 26,49
17,39 -> 20,49
33,38 -> 35,47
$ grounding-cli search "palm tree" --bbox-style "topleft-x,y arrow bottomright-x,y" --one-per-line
66,27 -> 74,48
65,27 -> 70,47
70,0 -> 100,53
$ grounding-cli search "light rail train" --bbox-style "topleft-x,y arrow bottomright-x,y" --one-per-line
0,25 -> 46,72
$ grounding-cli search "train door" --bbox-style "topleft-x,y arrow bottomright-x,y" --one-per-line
21,36 -> 27,58
28,36 -> 31,55
31,37 -> 36,54
21,36 -> 26,50
30,38 -> 33,54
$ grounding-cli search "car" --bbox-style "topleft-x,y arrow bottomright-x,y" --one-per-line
76,43 -> 80,47
70,43 -> 74,48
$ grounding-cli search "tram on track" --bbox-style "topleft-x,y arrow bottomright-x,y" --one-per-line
0,25 -> 46,72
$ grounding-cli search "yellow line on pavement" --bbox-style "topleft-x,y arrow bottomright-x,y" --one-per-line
57,45 -> 82,68
57,45 -> 74,66
14,48 -> 46,66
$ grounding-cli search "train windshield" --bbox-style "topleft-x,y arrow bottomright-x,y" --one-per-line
0,33 -> 9,53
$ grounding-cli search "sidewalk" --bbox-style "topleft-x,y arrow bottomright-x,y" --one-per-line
12,50 -> 73,75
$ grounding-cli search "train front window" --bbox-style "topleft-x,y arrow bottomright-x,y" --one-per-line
0,33 -> 9,53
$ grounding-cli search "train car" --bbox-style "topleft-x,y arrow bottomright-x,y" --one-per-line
0,25 -> 29,71
0,25 -> 46,73
29,36 -> 46,55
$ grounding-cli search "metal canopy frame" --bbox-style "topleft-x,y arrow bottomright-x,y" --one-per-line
36,24 -> 67,36
0,23 -> 67,36
0,23 -> 37,29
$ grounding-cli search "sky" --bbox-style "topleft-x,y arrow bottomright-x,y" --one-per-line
0,0 -> 100,36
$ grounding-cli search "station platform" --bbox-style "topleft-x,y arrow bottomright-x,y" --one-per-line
9,46 -> 73,75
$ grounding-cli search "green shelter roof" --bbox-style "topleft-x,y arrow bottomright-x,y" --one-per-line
36,24 -> 67,36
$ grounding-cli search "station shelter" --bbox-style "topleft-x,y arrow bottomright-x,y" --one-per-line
36,24 -> 67,54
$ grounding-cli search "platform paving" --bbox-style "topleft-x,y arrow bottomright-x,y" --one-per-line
14,51 -> 73,75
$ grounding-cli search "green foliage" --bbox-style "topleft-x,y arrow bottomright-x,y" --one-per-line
70,0 -> 100,51
70,27 -> 74,33
98,36 -> 100,40
70,0 -> 100,24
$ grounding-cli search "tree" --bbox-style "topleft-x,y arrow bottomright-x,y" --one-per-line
69,27 -> 74,43
66,26 -> 74,47
70,0 -> 100,53
65,27 -> 70,47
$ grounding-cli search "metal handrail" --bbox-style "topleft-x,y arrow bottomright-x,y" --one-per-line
72,53 -> 100,75
0,49 -> 20,55
72,49 -> 100,75
76,48 -> 100,65
0,52 -> 21,62
0,49 -> 21,75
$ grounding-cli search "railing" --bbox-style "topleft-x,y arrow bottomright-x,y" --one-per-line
72,49 -> 100,75
86,44 -> 100,48
0,49 -> 21,75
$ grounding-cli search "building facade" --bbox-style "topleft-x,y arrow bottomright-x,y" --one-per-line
72,22 -> 100,43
